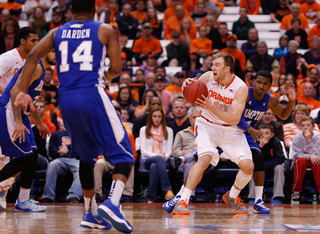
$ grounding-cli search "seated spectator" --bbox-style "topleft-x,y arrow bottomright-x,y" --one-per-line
43,67 -> 59,107
300,0 -> 320,23
138,72 -> 156,104
239,0 -> 260,15
112,52 -> 134,84
31,19 -> 47,40
232,7 -> 255,41
116,3 -> 138,39
111,74 -> 140,103
280,40 -> 300,75
154,76 -> 174,113
64,7 -> 73,23
204,15 -> 219,46
41,130 -> 82,203
193,54 -> 213,78
291,116 -> 320,204
134,89 -> 159,118
219,34 -> 246,73
0,0 -> 22,21
139,52 -> 159,77
43,8 -> 63,33
162,0 -> 189,23
179,17 -> 196,45
241,28 -> 259,60
295,54 -> 309,81
270,0 -> 290,23
304,36 -> 320,66
171,106 -> 202,197
164,31 -> 190,67
133,69 -> 145,84
155,66 -> 172,84
211,22 -> 229,54
274,73 -> 287,98
46,0 -> 70,22
200,7 -> 221,29
307,13 -> 320,48
181,49 -> 202,78
151,0 -> 167,12
297,65 -> 319,98
35,99 -> 56,134
0,9 -> 14,31
285,17 -> 308,49
200,0 -> 220,13
98,0 -> 121,24
23,0 -> 51,19
28,6 -> 47,28
246,41 -> 280,75
273,35 -> 289,61
95,0 -> 109,17
116,86 -> 139,122
167,97 -> 191,138
190,26 -> 212,56
258,124 -> 286,204
192,1 -> 207,28
130,0 -> 147,25
297,83 -> 320,110
44,92 -> 55,119
139,106 -> 174,203
144,7 -> 162,39
118,35 -> 133,66
164,72 -> 186,97
0,19 -> 19,55
285,73 -> 299,97
255,109 -> 285,141
51,106 -> 64,132
284,104 -> 320,148
280,3 -> 309,35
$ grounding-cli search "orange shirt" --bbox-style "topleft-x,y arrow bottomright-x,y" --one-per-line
163,7 -> 189,23
45,103 -> 56,119
43,112 -> 56,134
297,80 -> 318,98
0,2 -> 22,20
219,48 -> 247,72
200,15 -> 220,27
300,1 -> 320,21
307,24 -> 320,48
293,0 -> 306,4
131,36 -> 162,56
297,96 -> 320,110
164,16 -> 197,40
190,37 -> 212,55
168,0 -> 194,13
130,11 -> 148,22
280,14 -> 309,31
239,0 -> 260,15
164,85 -> 182,94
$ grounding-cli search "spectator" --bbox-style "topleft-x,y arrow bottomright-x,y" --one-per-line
112,52 -> 134,84
118,35 -> 133,66
0,9 -> 14,31
0,19 -> 19,55
219,34 -> 247,73
133,69 -> 145,84
116,86 -> 140,122
138,72 -> 156,104
307,13 -> 320,48
134,89 -> 159,118
43,67 -> 59,107
284,104 -> 320,148
204,15 -> 219,45
280,3 -> 309,35
189,26 -> 212,57
270,0 -> 290,23
211,22 -> 229,53
139,52 -> 158,78
28,6 -> 47,28
297,83 -> 320,110
239,0 -> 260,15
193,54 -> 213,77
241,28 -> 259,60
51,106 -> 64,132
111,74 -> 140,102
155,66 -> 172,84
285,73 -> 299,97
95,0 -> 109,17
63,7 -> 73,22
285,17 -> 308,49
192,1 -> 207,28
23,0 -> 51,18
151,0 -> 167,12
139,106 -> 174,203
131,0 -> 148,25
167,97 -> 191,138
199,0 -> 219,13
179,17 -> 196,45
43,8 -> 63,33
304,36 -> 320,66
300,0 -> 320,23
273,35 -> 289,61
246,41 -> 280,75
181,49 -> 202,78
98,0 -> 120,24
164,72 -> 186,96
144,7 -> 163,39
46,0 -> 69,22
164,31 -> 189,67
257,124 -> 286,204
232,7 -> 255,41
132,22 -> 162,64
41,130 -> 82,203
280,40 -> 300,75
0,0 -> 22,21
44,92 -> 55,119
162,0 -> 189,23
116,3 -> 138,39
35,99 -> 56,134
291,116 -> 320,204
154,76 -> 174,113
200,7 -> 221,28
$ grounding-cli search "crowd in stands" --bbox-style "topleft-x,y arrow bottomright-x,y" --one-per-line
2,0 -> 320,204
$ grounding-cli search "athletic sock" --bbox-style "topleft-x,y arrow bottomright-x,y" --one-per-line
91,195 -> 98,216
229,185 -> 241,199
18,188 -> 30,202
255,186 -> 263,203
177,185 -> 185,197
108,180 -> 124,207
180,187 -> 192,204
230,170 -> 252,199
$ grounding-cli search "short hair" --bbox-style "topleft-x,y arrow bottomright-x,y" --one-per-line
212,52 -> 235,73
114,106 -> 121,114
119,34 -> 128,40
135,69 -> 144,75
155,66 -> 166,73
311,35 -> 320,43
240,7 -> 247,13
187,106 -> 202,117
279,35 -> 289,46
256,70 -> 273,84
18,27 -> 37,42
288,40 -> 299,47
173,96 -> 186,106
45,67 -> 53,73
219,22 -> 227,27
291,17 -> 301,25
257,40 -> 267,47
292,104 -> 310,124
301,116 -> 315,126
71,0 -> 95,14
258,123 -> 274,133
202,54 -> 212,60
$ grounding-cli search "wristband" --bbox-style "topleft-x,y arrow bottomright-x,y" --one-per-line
238,116 -> 250,131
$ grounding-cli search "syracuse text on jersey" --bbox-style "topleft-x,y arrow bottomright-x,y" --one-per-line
208,90 -> 234,104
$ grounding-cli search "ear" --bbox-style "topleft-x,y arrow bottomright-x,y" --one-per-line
271,132 -> 274,138
20,38 -> 25,45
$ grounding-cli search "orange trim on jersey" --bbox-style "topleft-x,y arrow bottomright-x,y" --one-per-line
225,75 -> 236,89
15,48 -> 24,61
201,115 -> 231,127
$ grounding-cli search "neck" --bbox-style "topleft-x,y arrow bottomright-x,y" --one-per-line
44,81 -> 51,86
252,88 -> 265,102
73,13 -> 93,22
175,115 -> 187,123
17,47 -> 28,59
218,73 -> 234,86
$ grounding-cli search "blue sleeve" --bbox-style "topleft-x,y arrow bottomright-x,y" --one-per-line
238,111 -> 250,131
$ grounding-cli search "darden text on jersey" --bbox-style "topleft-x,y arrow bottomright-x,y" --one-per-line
61,29 -> 91,39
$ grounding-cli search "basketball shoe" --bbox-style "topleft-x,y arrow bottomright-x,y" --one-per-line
163,195 -> 181,213
222,191 -> 248,214
98,198 -> 133,233
253,199 -> 270,214
172,199 -> 190,215
0,190 -> 8,210
14,199 -> 47,212
81,211 -> 112,230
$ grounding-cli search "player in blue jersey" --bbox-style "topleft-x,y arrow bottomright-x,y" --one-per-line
0,50 -> 55,212
237,70 -> 296,213
15,0 -> 134,232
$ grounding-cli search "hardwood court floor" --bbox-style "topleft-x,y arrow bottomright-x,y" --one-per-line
1,203 -> 320,233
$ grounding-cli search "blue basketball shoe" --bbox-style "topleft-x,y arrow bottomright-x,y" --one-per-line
14,199 -> 47,212
253,199 -> 270,214
98,199 -> 133,233
163,195 -> 181,213
80,211 -> 112,230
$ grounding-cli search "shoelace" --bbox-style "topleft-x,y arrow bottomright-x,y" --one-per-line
179,200 -> 188,209
168,197 -> 179,206
258,201 -> 268,208
234,197 -> 244,208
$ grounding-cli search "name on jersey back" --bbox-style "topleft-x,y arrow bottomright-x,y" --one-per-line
61,29 -> 91,39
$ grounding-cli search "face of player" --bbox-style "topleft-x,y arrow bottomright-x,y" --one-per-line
152,110 -> 162,128
46,50 -> 56,65
301,120 -> 313,135
120,88 -> 130,102
189,109 -> 202,128
211,57 -> 227,81
172,100 -> 187,119
23,33 -> 39,53
261,109 -> 274,124
260,128 -> 274,142
295,110 -> 307,124
35,101 -> 45,117
253,76 -> 271,97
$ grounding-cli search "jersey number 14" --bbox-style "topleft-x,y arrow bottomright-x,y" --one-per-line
59,41 -> 93,72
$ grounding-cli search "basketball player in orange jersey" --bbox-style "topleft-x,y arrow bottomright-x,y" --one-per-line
163,52 -> 254,215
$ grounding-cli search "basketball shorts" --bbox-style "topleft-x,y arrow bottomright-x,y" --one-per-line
59,86 -> 135,165
195,117 -> 252,166
0,106 -> 36,158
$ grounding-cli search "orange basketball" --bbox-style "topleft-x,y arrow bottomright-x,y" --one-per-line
183,80 -> 208,104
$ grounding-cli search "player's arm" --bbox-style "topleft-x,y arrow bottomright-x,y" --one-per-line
182,71 -> 211,93
196,84 -> 248,126
98,24 -> 122,83
0,86 -> 4,94
29,109 -> 50,139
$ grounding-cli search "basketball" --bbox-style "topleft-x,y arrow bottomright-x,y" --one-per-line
183,80 -> 208,104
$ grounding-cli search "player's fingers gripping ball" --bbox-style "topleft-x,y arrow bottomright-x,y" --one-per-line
183,80 -> 208,105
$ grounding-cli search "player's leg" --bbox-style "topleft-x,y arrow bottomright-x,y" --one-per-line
0,156 -> 15,209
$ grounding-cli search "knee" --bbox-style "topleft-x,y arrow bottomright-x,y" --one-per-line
241,159 -> 254,175
94,160 -> 105,170
149,163 -> 157,171
197,155 -> 212,169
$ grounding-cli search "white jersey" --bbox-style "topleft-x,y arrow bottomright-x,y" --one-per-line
0,48 -> 25,91
202,72 -> 246,126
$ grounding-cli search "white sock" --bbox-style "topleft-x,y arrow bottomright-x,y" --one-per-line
230,170 -> 252,198
108,180 -> 124,206
255,186 -> 263,203
0,177 -> 15,190
84,195 -> 98,215
18,188 -> 30,202
180,187 -> 192,204
229,185 -> 241,199
177,185 -> 185,197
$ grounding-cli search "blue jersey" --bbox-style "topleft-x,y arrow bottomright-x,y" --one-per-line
54,20 -> 106,92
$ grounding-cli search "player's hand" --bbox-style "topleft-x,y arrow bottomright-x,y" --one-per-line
310,154 -> 320,166
285,81 -> 296,101
37,122 -> 51,139
247,126 -> 264,142
194,95 -> 213,109
12,120 -> 30,143
182,78 -> 196,93
15,92 -> 35,112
